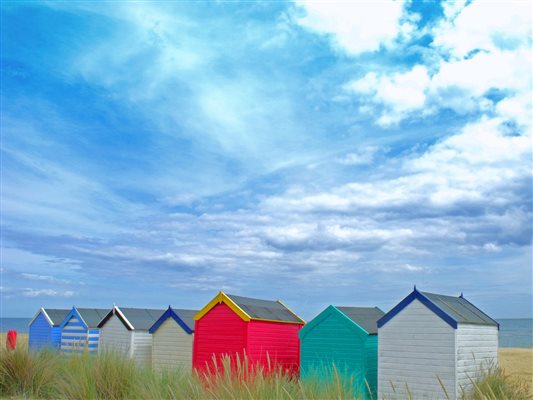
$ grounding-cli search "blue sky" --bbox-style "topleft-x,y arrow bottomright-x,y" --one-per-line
1,0 -> 531,319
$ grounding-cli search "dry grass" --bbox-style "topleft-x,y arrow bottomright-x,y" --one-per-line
0,335 -> 531,399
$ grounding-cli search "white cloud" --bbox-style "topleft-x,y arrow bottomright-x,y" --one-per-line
341,0 -> 531,126
434,0 -> 532,58
346,65 -> 430,126
336,146 -> 380,165
294,0 -> 411,55
22,288 -> 76,298
20,273 -> 71,284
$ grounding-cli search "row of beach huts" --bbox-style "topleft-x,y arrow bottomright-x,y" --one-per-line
28,287 -> 499,400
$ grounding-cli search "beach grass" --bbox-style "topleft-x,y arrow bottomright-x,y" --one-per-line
0,334 -> 531,399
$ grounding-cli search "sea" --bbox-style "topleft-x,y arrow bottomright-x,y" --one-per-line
0,317 -> 531,348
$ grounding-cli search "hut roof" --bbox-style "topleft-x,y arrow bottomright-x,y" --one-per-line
76,308 -> 110,328
335,306 -> 385,335
29,308 -> 70,327
99,307 -> 165,330
194,292 -> 305,324
43,308 -> 71,326
421,292 -> 498,326
378,288 -> 499,329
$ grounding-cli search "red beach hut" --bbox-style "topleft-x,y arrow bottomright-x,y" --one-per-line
192,292 -> 305,375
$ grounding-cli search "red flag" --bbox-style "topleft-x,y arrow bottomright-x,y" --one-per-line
6,330 -> 17,350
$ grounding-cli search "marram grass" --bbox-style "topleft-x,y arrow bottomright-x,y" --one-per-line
0,343 -> 529,399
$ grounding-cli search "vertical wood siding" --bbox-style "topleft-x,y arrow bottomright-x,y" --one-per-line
193,303 -> 247,373
99,314 -> 132,356
29,313 -> 52,351
152,317 -> 193,371
131,331 -> 153,366
51,326 -> 62,349
247,320 -> 301,376
378,299 -> 456,399
456,324 -> 499,397
364,335 -> 378,400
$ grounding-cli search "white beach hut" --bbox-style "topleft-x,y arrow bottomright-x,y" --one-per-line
378,287 -> 499,400
97,306 -> 164,365
148,306 -> 198,371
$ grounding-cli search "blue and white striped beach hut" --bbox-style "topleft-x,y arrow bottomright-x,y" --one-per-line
60,307 -> 109,354
28,307 -> 70,351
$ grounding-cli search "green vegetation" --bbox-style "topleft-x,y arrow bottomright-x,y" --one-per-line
0,343 -> 529,399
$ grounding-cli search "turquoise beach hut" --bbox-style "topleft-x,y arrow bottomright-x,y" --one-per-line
299,306 -> 385,399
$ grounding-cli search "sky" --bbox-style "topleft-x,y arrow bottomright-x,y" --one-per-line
1,0 -> 531,320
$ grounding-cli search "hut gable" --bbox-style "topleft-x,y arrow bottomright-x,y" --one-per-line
149,307 -> 197,334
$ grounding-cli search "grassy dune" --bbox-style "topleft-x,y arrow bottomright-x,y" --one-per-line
0,334 -> 531,399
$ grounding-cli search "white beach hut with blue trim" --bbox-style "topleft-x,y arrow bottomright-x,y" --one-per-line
377,287 -> 499,400
97,306 -> 165,366
149,306 -> 198,371
60,307 -> 109,354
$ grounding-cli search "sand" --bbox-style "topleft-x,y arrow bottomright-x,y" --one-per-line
499,347 -> 533,393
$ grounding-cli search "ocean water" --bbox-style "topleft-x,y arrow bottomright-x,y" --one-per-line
498,318 -> 533,348
0,317 -> 531,347
0,318 -> 31,333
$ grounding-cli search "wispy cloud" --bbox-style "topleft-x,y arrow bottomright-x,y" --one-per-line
1,1 -> 531,318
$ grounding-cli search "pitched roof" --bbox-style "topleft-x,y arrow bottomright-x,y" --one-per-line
43,308 -> 70,326
76,308 -> 110,328
226,294 -> 304,323
149,307 -> 198,334
194,292 -> 305,324
377,288 -> 499,329
421,292 -> 498,326
168,308 -> 197,331
335,306 -> 385,335
116,307 -> 165,330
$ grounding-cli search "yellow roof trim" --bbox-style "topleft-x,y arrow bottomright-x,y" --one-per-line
194,291 -> 251,321
276,299 -> 306,324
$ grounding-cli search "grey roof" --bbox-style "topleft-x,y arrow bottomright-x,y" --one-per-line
421,292 -> 498,326
226,294 -> 303,323
170,308 -> 197,331
119,308 -> 166,330
335,307 -> 385,335
42,308 -> 70,326
76,308 -> 110,328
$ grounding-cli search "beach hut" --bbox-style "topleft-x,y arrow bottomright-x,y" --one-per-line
28,307 -> 70,351
378,287 -> 499,399
60,307 -> 109,354
193,292 -> 305,375
149,306 -> 198,371
98,306 -> 165,365
299,306 -> 385,399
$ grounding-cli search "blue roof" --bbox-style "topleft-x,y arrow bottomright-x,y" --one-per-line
377,288 -> 499,330
148,306 -> 198,334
